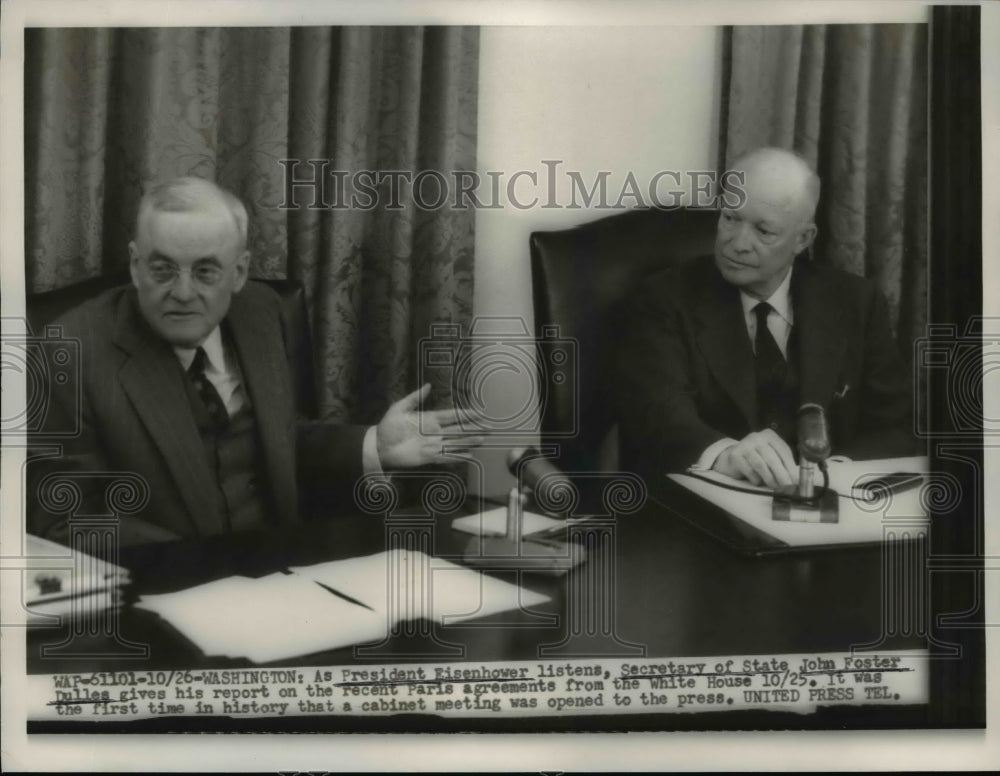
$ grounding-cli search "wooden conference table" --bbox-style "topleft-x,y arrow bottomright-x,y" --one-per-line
26,479 -> 923,679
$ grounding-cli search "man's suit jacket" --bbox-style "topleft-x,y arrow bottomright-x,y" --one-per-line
617,255 -> 917,478
29,281 -> 368,545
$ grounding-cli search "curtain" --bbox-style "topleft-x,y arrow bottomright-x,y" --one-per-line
24,27 -> 479,423
720,24 -> 927,351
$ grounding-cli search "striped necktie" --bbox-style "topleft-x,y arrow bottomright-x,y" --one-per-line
187,347 -> 230,429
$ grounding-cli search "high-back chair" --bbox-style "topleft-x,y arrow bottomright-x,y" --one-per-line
529,207 -> 719,474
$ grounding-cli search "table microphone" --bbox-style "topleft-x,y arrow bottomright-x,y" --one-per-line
506,447 -> 575,516
772,403 -> 839,523
461,447 -> 586,574
795,403 -> 830,498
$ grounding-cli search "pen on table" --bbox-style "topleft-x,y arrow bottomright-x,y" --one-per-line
312,580 -> 376,612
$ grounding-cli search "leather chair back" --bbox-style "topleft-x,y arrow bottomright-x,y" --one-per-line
530,207 -> 719,471
26,274 -> 319,419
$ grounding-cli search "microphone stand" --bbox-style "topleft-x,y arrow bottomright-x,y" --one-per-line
771,405 -> 840,524
462,451 -> 587,575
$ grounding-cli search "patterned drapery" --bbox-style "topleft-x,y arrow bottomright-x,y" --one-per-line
25,27 -> 479,422
720,24 -> 927,351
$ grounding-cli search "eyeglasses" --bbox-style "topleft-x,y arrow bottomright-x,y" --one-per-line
146,260 -> 225,287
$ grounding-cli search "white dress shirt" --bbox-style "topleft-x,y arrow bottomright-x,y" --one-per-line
174,327 -> 247,416
692,266 -> 794,470
740,266 -> 794,359
174,326 -> 383,474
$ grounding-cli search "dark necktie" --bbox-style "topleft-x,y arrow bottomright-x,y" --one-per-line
188,347 -> 230,429
753,302 -> 786,418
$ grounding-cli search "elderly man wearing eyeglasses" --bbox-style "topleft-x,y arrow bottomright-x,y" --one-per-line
29,177 -> 479,546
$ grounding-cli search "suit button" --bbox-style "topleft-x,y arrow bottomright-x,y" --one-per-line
769,422 -> 778,430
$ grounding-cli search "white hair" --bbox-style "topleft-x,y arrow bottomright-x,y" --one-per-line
135,176 -> 248,249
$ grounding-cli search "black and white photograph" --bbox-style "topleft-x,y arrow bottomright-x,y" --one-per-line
1,0 -> 995,771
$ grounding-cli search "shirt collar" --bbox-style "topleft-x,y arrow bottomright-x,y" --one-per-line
740,265 -> 794,326
173,326 -> 226,373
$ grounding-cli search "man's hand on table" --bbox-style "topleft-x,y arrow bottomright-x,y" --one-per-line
712,429 -> 798,489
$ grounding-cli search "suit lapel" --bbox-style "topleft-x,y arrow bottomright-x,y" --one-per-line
793,260 -> 847,408
694,270 -> 757,427
112,291 -> 222,536
226,290 -> 298,523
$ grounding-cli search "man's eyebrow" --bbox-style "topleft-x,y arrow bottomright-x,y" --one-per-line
193,257 -> 224,267
147,251 -> 177,264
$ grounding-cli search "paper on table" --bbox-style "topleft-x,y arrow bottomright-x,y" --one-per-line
824,456 -> 929,498
669,456 -> 929,547
428,561 -> 551,625
683,456 -> 929,498
24,590 -> 124,627
451,506 -> 565,537
136,576 -> 270,657
135,573 -> 387,662
23,533 -> 130,605
291,549 -> 550,625
134,551 -> 552,663
230,574 -> 387,664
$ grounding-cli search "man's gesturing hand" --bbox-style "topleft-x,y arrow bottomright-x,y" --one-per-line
375,383 -> 483,469
712,429 -> 798,488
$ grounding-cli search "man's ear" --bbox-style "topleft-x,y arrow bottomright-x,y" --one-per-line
795,222 -> 818,257
232,250 -> 250,293
128,241 -> 140,288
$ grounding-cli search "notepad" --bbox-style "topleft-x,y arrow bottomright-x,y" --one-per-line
134,550 -> 551,663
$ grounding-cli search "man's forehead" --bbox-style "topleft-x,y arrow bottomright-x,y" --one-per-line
737,166 -> 810,218
140,206 -> 241,246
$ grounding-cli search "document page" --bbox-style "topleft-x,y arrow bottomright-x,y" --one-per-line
291,549 -> 551,625
135,573 -> 387,662
669,456 -> 929,547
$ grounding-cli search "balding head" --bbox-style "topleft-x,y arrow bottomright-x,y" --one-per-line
730,147 -> 821,223
714,147 -> 821,300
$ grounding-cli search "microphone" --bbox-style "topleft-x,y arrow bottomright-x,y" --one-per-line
797,403 -> 831,464
772,404 -> 839,523
506,447 -> 574,515
460,447 -> 586,574
795,403 -> 828,500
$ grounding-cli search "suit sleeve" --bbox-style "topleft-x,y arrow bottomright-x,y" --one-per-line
839,287 -> 920,459
295,420 -> 368,480
616,276 -> 728,477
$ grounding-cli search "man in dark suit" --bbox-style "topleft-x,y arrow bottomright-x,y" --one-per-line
30,177 -> 476,545
618,147 -> 915,487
